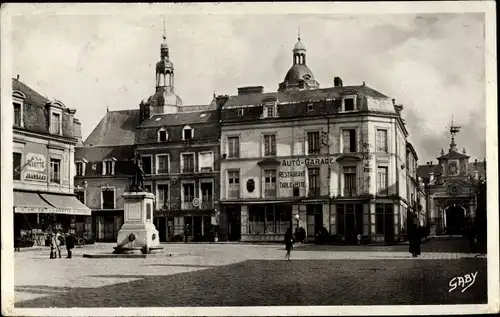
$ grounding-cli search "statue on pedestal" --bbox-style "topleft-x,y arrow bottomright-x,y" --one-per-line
130,151 -> 145,192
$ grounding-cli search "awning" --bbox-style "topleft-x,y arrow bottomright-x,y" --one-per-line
14,191 -> 54,214
40,193 -> 91,216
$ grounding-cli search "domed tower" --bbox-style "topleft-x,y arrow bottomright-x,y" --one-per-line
278,30 -> 320,92
146,18 -> 183,116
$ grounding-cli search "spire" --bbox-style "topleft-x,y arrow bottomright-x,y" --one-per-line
449,114 -> 461,152
160,15 -> 169,57
298,25 -> 301,41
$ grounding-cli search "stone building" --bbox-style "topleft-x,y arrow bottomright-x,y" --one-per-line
12,77 -> 90,239
75,30 -> 221,242
406,142 -> 427,228
417,124 -> 486,236
218,35 -> 421,243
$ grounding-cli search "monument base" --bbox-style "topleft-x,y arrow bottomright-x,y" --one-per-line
113,191 -> 163,254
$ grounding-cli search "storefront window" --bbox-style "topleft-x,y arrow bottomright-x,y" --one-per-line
249,205 -> 291,234
248,206 -> 265,234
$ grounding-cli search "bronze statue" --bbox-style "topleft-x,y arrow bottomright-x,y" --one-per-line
130,151 -> 145,192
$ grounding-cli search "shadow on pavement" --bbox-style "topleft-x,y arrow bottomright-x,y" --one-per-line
15,258 -> 487,308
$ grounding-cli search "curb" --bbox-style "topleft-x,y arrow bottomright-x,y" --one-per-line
82,252 -> 191,258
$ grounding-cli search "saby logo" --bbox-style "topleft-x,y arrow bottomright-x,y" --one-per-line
449,272 -> 478,293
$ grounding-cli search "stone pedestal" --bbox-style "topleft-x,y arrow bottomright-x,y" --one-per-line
113,192 -> 162,254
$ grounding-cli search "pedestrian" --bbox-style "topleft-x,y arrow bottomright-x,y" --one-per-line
54,231 -> 62,258
184,224 -> 190,243
65,232 -> 75,258
49,233 -> 57,259
284,227 -> 294,261
408,223 -> 421,258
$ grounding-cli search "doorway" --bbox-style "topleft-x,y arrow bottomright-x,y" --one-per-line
193,216 -> 202,241
384,209 -> 395,244
306,204 -> 323,242
446,205 -> 465,235
227,206 -> 241,241
158,217 -> 167,242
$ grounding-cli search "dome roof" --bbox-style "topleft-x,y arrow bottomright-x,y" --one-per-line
293,39 -> 306,51
284,64 -> 315,83
147,90 -> 183,108
156,60 -> 174,73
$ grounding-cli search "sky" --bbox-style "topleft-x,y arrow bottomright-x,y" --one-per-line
10,8 -> 486,164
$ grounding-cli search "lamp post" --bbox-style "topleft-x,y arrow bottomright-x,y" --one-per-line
295,214 -> 300,229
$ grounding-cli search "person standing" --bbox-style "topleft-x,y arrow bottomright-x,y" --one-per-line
408,223 -> 421,258
184,224 -> 190,243
65,232 -> 75,258
54,231 -> 62,258
284,227 -> 294,261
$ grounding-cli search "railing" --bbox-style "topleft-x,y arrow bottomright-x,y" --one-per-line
157,200 -> 170,210
102,203 -> 115,210
199,167 -> 213,172
201,200 -> 214,210
228,188 -> 240,199
181,201 -> 195,210
182,167 -> 195,173
265,189 -> 277,198
308,187 -> 321,197
343,187 -> 357,197
157,169 -> 169,174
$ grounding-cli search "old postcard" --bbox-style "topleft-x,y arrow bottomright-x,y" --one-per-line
1,2 -> 498,316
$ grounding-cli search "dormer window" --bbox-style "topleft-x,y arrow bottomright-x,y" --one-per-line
183,125 -> 193,140
75,159 -> 87,176
12,90 -> 26,128
158,128 -> 168,142
102,158 -> 116,176
13,103 -> 22,126
342,95 -> 357,112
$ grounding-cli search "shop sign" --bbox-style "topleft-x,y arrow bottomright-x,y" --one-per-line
15,207 -> 80,215
279,170 -> 306,188
24,153 -> 47,182
281,157 -> 336,167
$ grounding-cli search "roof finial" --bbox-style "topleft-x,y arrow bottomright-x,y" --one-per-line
106,104 -> 109,113
162,15 -> 166,40
298,25 -> 301,41
449,113 -> 461,152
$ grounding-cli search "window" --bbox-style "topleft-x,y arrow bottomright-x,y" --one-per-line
156,155 -> 169,174
377,167 -> 388,196
183,126 -> 193,140
182,183 -> 195,202
50,158 -> 61,184
307,131 -> 320,155
75,191 -> 85,204
248,206 -> 265,234
181,153 -> 195,173
264,169 -> 277,197
238,109 -> 244,116
343,166 -> 356,197
249,204 -> 291,234
227,136 -> 240,158
343,98 -> 355,111
158,129 -> 167,142
264,134 -> 276,156
375,203 -> 393,234
198,152 -> 214,172
266,106 -> 275,118
13,152 -> 22,180
102,188 -> 115,209
102,160 -> 115,176
157,184 -> 169,209
50,112 -> 61,134
201,182 -> 213,209
141,156 -> 152,174
228,170 -> 240,198
76,162 -> 83,176
308,167 -> 320,196
342,129 -> 356,153
307,103 -> 314,112
14,103 -> 21,126
376,129 -> 388,153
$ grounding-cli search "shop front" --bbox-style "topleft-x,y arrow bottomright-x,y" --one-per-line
241,202 -> 293,242
13,190 -> 92,246
92,210 -> 124,242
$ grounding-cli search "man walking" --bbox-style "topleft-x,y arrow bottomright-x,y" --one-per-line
65,232 -> 75,258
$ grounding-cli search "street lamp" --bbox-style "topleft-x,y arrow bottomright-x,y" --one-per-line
294,214 -> 300,229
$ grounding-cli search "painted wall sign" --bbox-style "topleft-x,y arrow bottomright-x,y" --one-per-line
279,170 -> 306,188
281,157 -> 336,167
26,153 -> 46,171
24,173 -> 47,182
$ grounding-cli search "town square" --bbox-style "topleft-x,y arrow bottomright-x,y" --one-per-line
2,2 -> 497,315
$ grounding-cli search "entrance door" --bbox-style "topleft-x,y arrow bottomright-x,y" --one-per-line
345,214 -> 356,244
384,210 -> 395,244
227,206 -> 241,241
158,217 -> 167,242
104,217 -> 114,241
306,204 -> 323,242
193,216 -> 202,241
446,205 -> 465,235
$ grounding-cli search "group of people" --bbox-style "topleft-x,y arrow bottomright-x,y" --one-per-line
49,231 -> 76,259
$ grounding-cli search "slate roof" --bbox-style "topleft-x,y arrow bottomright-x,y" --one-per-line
138,109 -> 219,128
84,109 -> 140,146
13,78 -> 49,108
223,85 -> 389,109
178,104 -> 216,113
75,145 -> 135,162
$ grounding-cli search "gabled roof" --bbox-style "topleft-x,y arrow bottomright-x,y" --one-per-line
223,85 -> 389,109
84,109 -> 140,146
437,150 -> 470,160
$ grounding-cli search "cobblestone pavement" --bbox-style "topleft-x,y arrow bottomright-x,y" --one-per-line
13,238 -> 487,307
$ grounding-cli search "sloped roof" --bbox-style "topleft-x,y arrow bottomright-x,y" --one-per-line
138,109 -> 219,128
223,85 -> 389,109
75,145 -> 135,162
13,78 -> 49,108
438,150 -> 470,160
84,109 -> 140,146
178,104 -> 215,113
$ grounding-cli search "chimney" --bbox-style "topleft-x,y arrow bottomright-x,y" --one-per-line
16,74 -> 20,80
73,118 -> 83,145
429,171 -> 434,183
67,108 -> 76,136
215,95 -> 230,109
392,99 -> 396,106
334,77 -> 343,87
237,86 -> 264,95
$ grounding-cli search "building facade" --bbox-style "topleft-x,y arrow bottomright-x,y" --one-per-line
417,125 -> 486,236
218,36 -> 417,243
12,77 -> 90,239
75,30 -> 221,242
406,142 -> 427,229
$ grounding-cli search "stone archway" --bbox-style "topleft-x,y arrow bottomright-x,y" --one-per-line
444,204 -> 466,235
